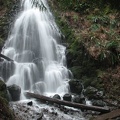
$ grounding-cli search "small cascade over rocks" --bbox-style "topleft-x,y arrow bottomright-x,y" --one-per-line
1,0 -> 70,99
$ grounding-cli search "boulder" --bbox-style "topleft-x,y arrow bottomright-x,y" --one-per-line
73,95 -> 86,104
69,79 -> 83,94
84,86 -> 104,100
7,84 -> 21,101
84,86 -> 98,100
63,93 -> 72,101
53,94 -> 61,100
92,100 -> 106,107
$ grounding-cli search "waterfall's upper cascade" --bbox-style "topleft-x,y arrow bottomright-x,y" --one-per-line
1,0 -> 70,99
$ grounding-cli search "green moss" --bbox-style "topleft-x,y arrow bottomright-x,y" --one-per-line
81,76 -> 92,88
70,66 -> 82,79
0,96 -> 15,120
0,80 -> 8,100
0,80 -> 14,119
55,14 -> 75,43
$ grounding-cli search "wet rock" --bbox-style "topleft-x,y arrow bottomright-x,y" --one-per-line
51,111 -> 58,116
73,95 -> 86,104
53,94 -> 61,100
63,93 -> 72,101
42,108 -> 48,113
92,100 -> 106,107
27,101 -> 33,106
69,79 -> 83,94
64,108 -> 69,114
7,84 -> 21,101
53,103 -> 59,107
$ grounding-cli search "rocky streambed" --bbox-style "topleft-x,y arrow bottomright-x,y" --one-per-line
1,78 -> 120,120
10,100 -> 86,120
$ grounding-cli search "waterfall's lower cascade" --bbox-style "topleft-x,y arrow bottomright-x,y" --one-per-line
1,0 -> 70,98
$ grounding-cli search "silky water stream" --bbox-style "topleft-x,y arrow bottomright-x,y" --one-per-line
1,0 -> 85,119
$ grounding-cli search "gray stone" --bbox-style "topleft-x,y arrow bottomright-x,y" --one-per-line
92,100 -> 106,107
53,94 -> 61,100
63,93 -> 72,101
73,95 -> 86,104
7,84 -> 21,101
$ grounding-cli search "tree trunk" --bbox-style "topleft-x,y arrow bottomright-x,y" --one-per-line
25,92 -> 110,113
0,54 -> 13,61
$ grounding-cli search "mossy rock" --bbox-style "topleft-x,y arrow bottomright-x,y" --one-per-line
0,96 -> 15,120
0,80 -> 15,119
84,86 -> 98,100
0,79 -> 8,100
69,79 -> 83,94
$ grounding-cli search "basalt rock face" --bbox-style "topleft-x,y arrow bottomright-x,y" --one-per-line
0,1 -> 20,119
0,0 -> 20,52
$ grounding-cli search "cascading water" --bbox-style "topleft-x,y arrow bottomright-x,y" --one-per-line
1,0 -> 70,99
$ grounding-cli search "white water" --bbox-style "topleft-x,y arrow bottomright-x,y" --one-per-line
2,0 -> 70,99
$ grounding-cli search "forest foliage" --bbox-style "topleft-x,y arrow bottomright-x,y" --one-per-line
56,0 -> 120,12
49,0 -> 120,100
53,0 -> 120,66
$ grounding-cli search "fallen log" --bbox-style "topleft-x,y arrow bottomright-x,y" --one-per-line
25,92 -> 110,113
94,109 -> 120,120
0,53 -> 13,61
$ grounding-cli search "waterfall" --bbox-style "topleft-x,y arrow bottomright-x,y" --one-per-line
1,0 -> 70,99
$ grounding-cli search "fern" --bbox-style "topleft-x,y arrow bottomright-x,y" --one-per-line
106,40 -> 119,50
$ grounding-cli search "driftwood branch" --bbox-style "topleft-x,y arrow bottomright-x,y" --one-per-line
25,92 -> 110,113
0,54 -> 13,61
